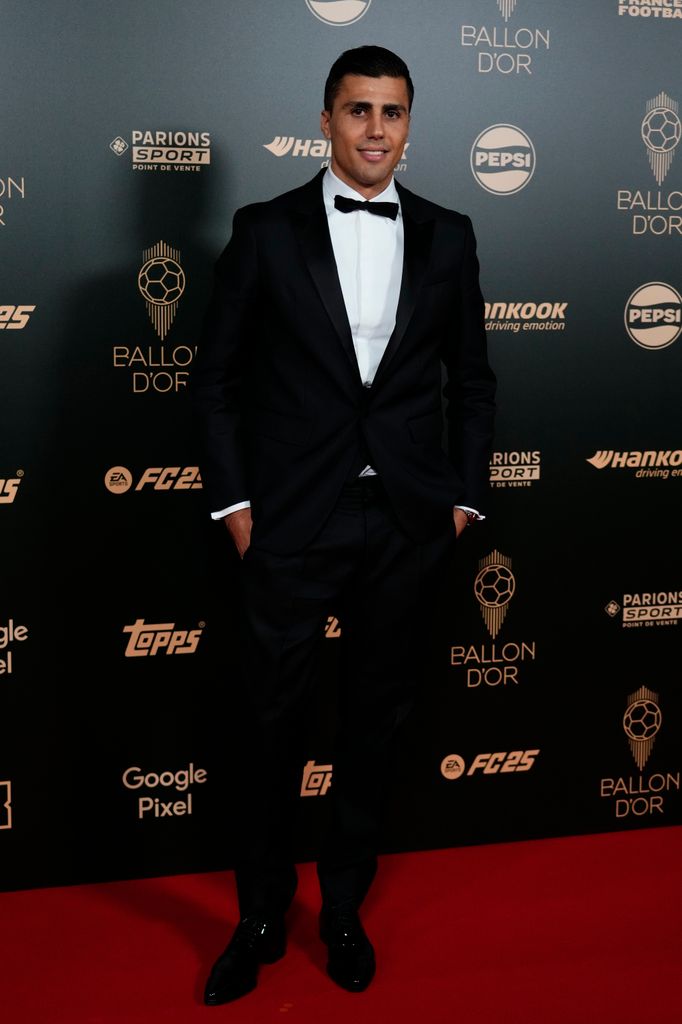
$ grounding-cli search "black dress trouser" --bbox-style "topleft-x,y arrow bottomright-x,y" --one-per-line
231,474 -> 457,918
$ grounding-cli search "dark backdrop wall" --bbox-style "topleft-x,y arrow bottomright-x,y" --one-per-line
1,0 -> 680,891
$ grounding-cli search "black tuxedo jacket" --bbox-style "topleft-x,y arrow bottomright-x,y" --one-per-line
191,169 -> 496,554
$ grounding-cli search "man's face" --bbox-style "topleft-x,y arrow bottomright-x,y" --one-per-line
321,74 -> 410,199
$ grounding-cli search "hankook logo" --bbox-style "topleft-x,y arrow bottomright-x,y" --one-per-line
471,125 -> 535,194
587,450 -> 682,479
264,137 -> 409,167
485,301 -> 567,333
305,0 -> 372,26
624,282 -> 682,349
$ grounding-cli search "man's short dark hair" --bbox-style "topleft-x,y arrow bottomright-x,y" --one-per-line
324,45 -> 414,113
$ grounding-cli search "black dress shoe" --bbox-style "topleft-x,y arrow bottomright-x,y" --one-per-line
204,914 -> 286,1005
319,906 -> 376,992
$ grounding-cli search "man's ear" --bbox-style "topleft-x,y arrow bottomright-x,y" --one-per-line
320,109 -> 331,139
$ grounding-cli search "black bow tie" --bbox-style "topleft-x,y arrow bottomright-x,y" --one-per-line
334,194 -> 399,220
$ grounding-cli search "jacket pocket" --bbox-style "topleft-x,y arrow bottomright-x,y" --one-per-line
407,410 -> 443,443
251,408 -> 313,446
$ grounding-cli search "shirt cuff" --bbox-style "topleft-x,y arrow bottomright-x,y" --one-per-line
211,500 -> 251,520
455,505 -> 485,521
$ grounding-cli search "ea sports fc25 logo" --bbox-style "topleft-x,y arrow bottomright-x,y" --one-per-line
305,0 -> 371,26
440,749 -> 539,779
471,125 -> 535,195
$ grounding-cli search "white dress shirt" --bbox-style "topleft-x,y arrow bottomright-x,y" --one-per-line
212,167 -> 481,521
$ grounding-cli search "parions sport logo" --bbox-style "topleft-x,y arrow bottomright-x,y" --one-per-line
605,590 -> 681,629
617,93 -> 682,237
624,282 -> 682,348
304,0 -> 372,26
461,1 -> 550,77
617,0 -> 682,17
104,466 -> 202,493
471,125 -> 535,194
600,686 -> 679,822
490,450 -> 541,488
109,130 -> 211,172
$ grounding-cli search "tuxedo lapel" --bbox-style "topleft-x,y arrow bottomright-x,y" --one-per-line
294,173 -> 363,387
371,185 -> 434,388
293,172 -> 435,391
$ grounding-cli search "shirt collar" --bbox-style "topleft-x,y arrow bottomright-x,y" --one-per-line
323,166 -> 400,208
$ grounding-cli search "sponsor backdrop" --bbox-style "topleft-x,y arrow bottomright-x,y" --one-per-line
1,0 -> 680,891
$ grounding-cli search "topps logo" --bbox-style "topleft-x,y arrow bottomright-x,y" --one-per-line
300,760 -> 333,797
0,476 -> 22,504
0,305 -> 35,329
123,618 -> 204,657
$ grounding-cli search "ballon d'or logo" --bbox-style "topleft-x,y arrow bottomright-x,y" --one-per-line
138,241 -> 186,340
474,550 -> 515,639
641,92 -> 680,187
623,686 -> 662,771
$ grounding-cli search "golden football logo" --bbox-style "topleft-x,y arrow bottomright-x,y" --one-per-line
497,0 -> 517,20
138,241 -> 185,340
641,92 -> 680,186
623,685 -> 662,770
474,550 -> 515,639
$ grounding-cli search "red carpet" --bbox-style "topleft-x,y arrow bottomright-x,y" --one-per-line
2,827 -> 680,1024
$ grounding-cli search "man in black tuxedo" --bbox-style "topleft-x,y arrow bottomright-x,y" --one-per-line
191,45 -> 495,1003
